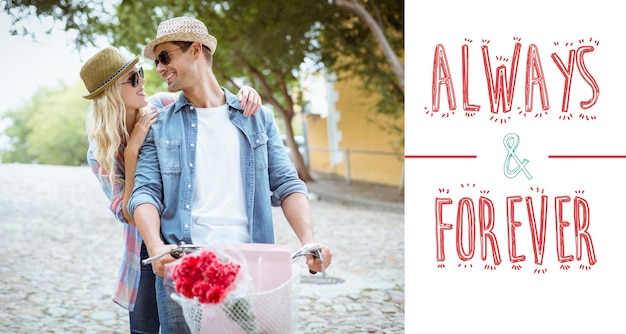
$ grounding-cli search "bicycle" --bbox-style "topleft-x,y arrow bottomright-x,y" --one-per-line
144,242 -> 327,334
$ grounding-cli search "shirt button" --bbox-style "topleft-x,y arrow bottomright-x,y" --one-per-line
189,163 -> 193,168
166,140 -> 170,145
191,123 -> 196,128
184,224 -> 189,228
185,205 -> 190,209
256,139 -> 260,144
187,184 -> 192,189
190,106 -> 195,111
190,143 -> 195,148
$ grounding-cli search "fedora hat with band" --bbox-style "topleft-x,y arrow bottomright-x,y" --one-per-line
143,16 -> 217,60
80,46 -> 139,100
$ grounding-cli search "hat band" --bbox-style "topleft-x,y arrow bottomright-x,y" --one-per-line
89,59 -> 134,93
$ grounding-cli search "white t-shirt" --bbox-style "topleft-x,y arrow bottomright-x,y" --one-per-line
191,104 -> 249,245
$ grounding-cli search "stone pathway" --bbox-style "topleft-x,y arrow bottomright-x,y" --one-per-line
0,164 -> 404,333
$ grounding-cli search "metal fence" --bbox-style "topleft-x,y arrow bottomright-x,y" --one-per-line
305,146 -> 404,189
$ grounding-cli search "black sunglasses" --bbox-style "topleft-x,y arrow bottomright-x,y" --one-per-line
120,67 -> 144,88
154,47 -> 182,67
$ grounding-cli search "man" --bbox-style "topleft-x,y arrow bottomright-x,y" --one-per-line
128,16 -> 332,333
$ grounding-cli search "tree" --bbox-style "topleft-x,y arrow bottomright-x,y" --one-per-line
1,0 -> 112,46
2,0 -> 405,176
0,82 -> 90,165
331,0 -> 404,92
3,0 -> 328,181
107,0 -> 334,182
1,101 -> 35,164
320,0 -> 404,123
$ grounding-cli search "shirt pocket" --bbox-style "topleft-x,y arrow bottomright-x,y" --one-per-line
156,138 -> 182,174
251,132 -> 268,170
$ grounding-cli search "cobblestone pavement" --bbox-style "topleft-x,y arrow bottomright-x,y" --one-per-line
0,164 -> 404,333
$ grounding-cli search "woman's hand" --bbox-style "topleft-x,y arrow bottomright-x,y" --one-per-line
128,110 -> 159,151
237,86 -> 262,117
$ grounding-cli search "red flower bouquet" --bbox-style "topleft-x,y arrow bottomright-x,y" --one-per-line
171,249 -> 260,334
171,250 -> 241,303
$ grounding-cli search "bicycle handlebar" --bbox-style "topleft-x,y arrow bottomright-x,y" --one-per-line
291,243 -> 327,278
142,242 -> 201,265
142,242 -> 327,278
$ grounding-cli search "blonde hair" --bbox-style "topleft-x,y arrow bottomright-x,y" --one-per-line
85,82 -> 149,187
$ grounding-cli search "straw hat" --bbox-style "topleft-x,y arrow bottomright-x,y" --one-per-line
143,16 -> 217,60
80,46 -> 139,99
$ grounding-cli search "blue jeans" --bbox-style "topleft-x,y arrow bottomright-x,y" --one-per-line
129,243 -> 160,334
156,274 -> 192,334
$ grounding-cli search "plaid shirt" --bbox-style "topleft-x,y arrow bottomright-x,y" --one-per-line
87,92 -> 177,310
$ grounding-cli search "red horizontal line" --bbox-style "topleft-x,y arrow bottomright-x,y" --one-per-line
405,155 -> 477,159
549,155 -> 626,158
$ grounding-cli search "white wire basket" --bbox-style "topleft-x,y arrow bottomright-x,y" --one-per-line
166,244 -> 301,334
174,267 -> 299,334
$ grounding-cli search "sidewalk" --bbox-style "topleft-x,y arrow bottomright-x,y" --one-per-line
304,172 -> 404,214
0,164 -> 404,333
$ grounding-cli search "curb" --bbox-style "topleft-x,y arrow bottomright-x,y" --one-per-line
308,190 -> 404,214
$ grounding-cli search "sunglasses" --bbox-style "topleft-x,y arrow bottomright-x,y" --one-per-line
154,47 -> 182,67
120,67 -> 144,88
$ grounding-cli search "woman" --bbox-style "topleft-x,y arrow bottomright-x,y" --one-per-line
80,46 -> 261,333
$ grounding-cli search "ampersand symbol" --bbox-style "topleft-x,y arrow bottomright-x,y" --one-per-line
503,133 -> 532,180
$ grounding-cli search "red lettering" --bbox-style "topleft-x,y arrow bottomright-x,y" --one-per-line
573,196 -> 597,265
427,40 -> 601,119
576,46 -> 600,109
506,196 -> 526,263
432,44 -> 457,112
479,196 -> 501,265
526,195 -> 548,265
456,197 -> 476,261
481,42 -> 521,114
551,49 -> 576,113
555,196 -> 574,263
435,198 -> 454,262
434,192 -> 597,269
462,44 -> 480,112
525,44 -> 550,112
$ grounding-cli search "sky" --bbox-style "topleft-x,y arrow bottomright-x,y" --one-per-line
0,11 -> 105,150
0,13 -> 100,114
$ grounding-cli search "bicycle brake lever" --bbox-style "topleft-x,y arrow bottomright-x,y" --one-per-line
142,248 -> 173,265
142,242 -> 202,265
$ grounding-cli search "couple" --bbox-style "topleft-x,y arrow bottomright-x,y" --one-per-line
81,16 -> 333,334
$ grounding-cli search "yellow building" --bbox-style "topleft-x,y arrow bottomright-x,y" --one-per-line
302,72 -> 404,188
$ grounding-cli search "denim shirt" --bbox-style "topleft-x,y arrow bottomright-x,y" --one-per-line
128,88 -> 308,246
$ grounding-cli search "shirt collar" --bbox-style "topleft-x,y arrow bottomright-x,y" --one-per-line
173,87 -> 244,113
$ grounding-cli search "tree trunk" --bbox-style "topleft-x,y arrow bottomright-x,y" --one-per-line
235,62 -> 314,181
239,62 -> 315,182
281,112 -> 314,182
332,0 -> 404,92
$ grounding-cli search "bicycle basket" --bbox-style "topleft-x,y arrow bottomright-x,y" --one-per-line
167,243 -> 300,334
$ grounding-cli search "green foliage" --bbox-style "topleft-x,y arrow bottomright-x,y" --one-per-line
1,102 -> 34,163
3,0 -> 404,120
2,0 -> 114,48
2,0 -> 405,172
0,82 -> 90,165
108,1 -> 337,181
111,0 -> 331,112
321,0 -> 404,119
